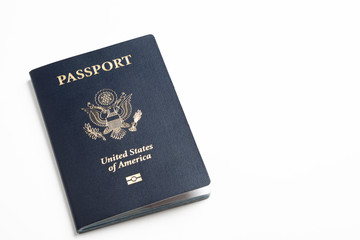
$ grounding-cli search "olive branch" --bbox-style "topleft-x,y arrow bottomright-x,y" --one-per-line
83,123 -> 106,141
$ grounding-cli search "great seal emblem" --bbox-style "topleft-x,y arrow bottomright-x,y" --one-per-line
82,89 -> 142,141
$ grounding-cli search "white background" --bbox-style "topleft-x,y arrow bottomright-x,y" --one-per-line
1,0 -> 360,239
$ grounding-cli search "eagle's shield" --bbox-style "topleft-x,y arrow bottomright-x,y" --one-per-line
106,114 -> 123,130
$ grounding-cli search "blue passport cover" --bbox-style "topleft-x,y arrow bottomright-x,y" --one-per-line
30,35 -> 210,232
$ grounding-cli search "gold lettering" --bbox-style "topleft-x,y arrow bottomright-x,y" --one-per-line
122,54 -> 132,65
112,58 -> 125,68
102,61 -> 113,71
129,148 -> 135,155
57,54 -> 132,86
123,150 -> 128,158
76,69 -> 85,80
67,73 -> 77,83
91,65 -> 101,75
84,67 -> 93,77
57,75 -> 67,85
118,161 -> 124,168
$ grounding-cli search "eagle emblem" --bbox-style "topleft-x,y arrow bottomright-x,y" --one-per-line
82,89 -> 142,141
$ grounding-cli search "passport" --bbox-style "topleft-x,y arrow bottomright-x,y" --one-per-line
30,35 -> 211,233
